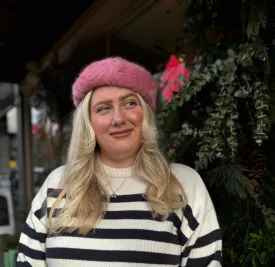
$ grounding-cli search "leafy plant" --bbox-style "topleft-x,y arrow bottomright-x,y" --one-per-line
156,1 -> 275,266
246,230 -> 275,266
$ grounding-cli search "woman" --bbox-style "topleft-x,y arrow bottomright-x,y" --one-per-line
16,57 -> 222,266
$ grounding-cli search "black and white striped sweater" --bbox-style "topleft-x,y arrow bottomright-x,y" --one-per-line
16,163 -> 222,266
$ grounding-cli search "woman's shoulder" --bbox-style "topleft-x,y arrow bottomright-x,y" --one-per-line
45,165 -> 66,188
41,165 -> 66,191
31,166 -> 66,208
170,163 -> 204,189
170,163 -> 214,216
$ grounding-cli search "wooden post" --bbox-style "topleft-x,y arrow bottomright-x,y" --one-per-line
18,82 -> 34,216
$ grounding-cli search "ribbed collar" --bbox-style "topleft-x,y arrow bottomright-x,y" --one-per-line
96,157 -> 135,178
101,162 -> 135,178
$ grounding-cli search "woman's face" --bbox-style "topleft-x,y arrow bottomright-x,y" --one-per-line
90,86 -> 144,166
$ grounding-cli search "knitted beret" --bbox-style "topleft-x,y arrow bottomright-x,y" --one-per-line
72,57 -> 157,111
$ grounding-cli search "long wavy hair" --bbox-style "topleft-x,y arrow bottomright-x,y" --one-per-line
49,90 -> 187,235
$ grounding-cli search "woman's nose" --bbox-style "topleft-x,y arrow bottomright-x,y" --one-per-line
112,108 -> 125,126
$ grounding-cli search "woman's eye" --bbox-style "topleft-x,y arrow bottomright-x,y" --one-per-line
97,106 -> 110,113
125,101 -> 137,108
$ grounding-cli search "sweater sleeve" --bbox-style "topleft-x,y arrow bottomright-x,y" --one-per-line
181,206 -> 222,266
16,166 -> 64,266
15,166 -> 62,267
16,179 -> 48,267
170,163 -> 222,266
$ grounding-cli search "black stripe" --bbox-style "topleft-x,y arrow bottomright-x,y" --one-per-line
50,228 -> 179,244
178,230 -> 188,246
37,207 -> 63,219
16,262 -> 32,267
104,210 -> 158,220
182,229 -> 221,258
46,248 -> 180,265
168,212 -> 181,228
168,213 -> 188,246
185,250 -> 222,267
109,194 -> 147,202
183,205 -> 199,231
48,208 -> 180,225
22,223 -> 47,243
182,245 -> 193,259
47,188 -> 63,198
17,243 -> 45,261
46,191 -> 147,202
34,202 -> 48,220
194,229 -> 221,248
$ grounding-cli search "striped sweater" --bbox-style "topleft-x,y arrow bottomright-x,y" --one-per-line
16,163 -> 222,266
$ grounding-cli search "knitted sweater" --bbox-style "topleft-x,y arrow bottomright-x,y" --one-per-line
16,163 -> 222,267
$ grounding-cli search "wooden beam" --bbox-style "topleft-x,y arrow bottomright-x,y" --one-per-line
43,0 -> 111,63
44,0 -> 159,64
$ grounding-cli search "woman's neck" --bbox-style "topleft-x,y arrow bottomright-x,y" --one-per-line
99,153 -> 136,168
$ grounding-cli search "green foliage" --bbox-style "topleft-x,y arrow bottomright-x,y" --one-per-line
253,174 -> 275,229
156,1 -> 275,266
246,230 -> 275,266
207,161 -> 252,199
158,1 -> 270,170
247,6 -> 267,40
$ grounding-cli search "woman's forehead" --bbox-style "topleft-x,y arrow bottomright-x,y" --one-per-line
91,86 -> 137,102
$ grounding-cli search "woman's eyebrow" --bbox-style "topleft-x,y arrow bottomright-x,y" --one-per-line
93,93 -> 137,107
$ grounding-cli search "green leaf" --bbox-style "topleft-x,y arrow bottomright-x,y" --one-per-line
215,59 -> 222,66
246,251 -> 254,262
260,251 -> 267,263
252,256 -> 257,267
249,238 -> 257,246
227,49 -> 236,58
226,119 -> 234,127
250,233 -> 262,239
256,251 -> 265,265
185,94 -> 191,102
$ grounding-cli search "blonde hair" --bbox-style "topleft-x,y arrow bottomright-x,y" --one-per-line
49,90 -> 187,235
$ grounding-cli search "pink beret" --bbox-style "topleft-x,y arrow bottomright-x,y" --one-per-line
72,57 -> 157,111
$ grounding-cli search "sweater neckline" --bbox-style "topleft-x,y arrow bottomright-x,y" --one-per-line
97,157 -> 135,178
101,162 -> 135,178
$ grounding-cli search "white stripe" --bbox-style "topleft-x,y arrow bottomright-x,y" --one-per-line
183,227 -> 220,249
47,197 -> 152,211
47,197 -> 65,208
17,253 -> 46,267
46,258 -> 179,267
96,219 -> 177,233
48,217 -> 177,233
26,215 -> 47,234
181,241 -> 222,266
46,236 -> 180,255
20,233 -> 45,252
107,201 -> 151,211
179,214 -> 194,239
208,260 -> 222,267
188,241 -> 222,258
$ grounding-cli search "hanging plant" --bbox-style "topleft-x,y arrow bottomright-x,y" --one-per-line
158,1 -> 270,172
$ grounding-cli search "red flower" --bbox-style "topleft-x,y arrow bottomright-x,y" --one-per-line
159,55 -> 190,102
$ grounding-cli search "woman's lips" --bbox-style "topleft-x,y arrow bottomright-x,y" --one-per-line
110,129 -> 133,137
